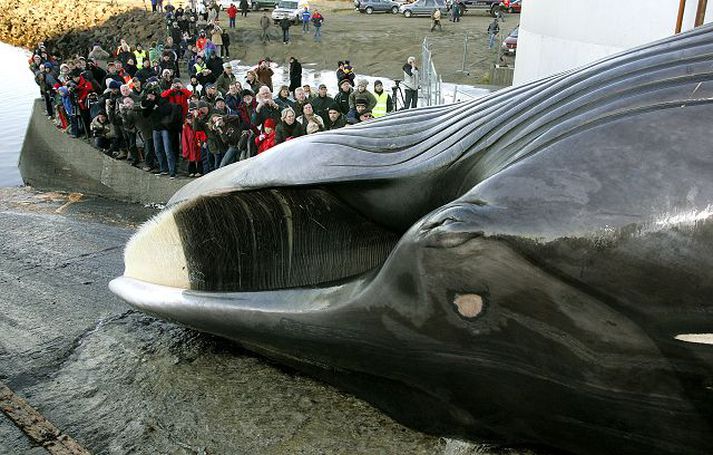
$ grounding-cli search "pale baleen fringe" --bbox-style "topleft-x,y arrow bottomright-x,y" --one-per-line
124,208 -> 190,289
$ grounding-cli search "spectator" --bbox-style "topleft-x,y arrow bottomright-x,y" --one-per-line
280,17 -> 291,44
372,80 -> 394,118
347,97 -> 369,124
90,112 -> 112,153
141,90 -> 181,178
274,85 -> 295,110
225,81 -> 243,113
260,13 -> 271,43
430,8 -> 442,32
359,109 -> 374,123
255,59 -> 274,91
296,103 -> 324,133
186,75 -> 205,97
311,83 -> 333,119
245,70 -> 263,93
211,20 -> 224,57
324,104 -> 346,130
206,114 -> 228,169
311,9 -> 324,42
275,107 -> 305,144
288,57 -> 302,93
240,0 -> 249,17
238,88 -> 258,133
349,78 -> 376,111
253,86 -> 281,127
227,3 -> 238,27
487,18 -> 500,49
219,112 -> 249,166
336,60 -> 355,86
182,110 -> 205,177
402,56 -> 419,109
292,87 -> 309,115
88,43 -> 111,68
255,118 -> 276,153
301,7 -> 311,33
215,62 -> 236,95
222,28 -> 231,57
333,78 -> 353,115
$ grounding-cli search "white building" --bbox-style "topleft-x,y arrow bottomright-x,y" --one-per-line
513,0 -> 713,85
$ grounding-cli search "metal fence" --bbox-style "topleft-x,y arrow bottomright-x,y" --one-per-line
420,37 -> 442,106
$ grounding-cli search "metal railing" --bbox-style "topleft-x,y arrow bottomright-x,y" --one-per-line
420,37 -> 442,106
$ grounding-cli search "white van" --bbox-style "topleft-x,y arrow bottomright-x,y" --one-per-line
271,0 -> 306,24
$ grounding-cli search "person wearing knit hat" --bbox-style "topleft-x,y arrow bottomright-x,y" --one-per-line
325,103 -> 347,130
359,109 -> 374,122
107,79 -> 122,90
347,96 -> 370,125
333,77 -> 353,115
255,117 -> 277,154
349,78 -> 377,111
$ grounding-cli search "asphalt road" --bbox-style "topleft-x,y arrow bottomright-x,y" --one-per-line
0,187 -> 525,455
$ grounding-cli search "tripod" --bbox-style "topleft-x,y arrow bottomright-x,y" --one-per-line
392,81 -> 407,111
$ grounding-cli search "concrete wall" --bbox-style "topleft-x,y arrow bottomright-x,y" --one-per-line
514,0 -> 713,85
20,100 -> 187,205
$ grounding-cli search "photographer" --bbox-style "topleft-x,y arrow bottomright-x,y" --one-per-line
90,112 -> 112,153
252,86 -> 281,131
401,56 -> 419,109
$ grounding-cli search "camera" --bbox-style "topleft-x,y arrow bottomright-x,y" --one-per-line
393,79 -> 401,87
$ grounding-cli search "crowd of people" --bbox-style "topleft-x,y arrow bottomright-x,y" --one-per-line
28,0 -> 417,179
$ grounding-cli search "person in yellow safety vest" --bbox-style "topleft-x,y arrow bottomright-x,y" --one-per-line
134,44 -> 148,68
194,55 -> 208,75
372,80 -> 394,118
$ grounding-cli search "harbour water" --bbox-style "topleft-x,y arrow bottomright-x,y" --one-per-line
0,42 -> 37,187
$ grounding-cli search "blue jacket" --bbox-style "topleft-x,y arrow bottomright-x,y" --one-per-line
301,10 -> 311,22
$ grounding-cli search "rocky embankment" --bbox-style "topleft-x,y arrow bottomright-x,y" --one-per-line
0,0 -> 164,56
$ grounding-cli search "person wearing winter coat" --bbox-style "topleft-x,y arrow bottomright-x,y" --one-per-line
487,18 -> 500,49
252,86 -> 281,127
141,91 -> 181,177
324,104 -> 347,130
274,107 -> 305,144
288,57 -> 302,92
300,8 -> 311,32
260,13 -> 271,43
296,102 -> 324,133
333,78 -> 353,115
348,78 -> 377,111
239,0 -> 249,16
255,60 -> 274,91
245,70 -> 263,93
90,112 -> 112,152
401,56 -> 419,109
255,117 -> 276,153
215,62 -> 236,95
311,10 -> 324,41
274,85 -> 295,111
211,20 -> 224,56
205,113 -> 228,170
280,17 -> 291,44
227,3 -> 238,27
182,111 -> 205,176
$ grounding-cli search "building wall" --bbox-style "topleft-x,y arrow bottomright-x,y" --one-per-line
513,0 -> 713,85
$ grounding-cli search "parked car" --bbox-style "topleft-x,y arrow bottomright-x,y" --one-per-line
456,0 -> 503,17
400,0 -> 446,17
501,25 -> 518,54
356,0 -> 401,14
251,0 -> 279,10
271,0 -> 305,24
502,0 -> 521,13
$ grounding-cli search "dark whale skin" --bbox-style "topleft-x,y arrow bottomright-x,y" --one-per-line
110,25 -> 713,455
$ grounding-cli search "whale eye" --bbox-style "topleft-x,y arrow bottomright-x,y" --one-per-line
124,188 -> 401,291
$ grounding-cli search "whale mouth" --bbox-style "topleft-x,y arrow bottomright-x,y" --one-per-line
123,187 -> 401,292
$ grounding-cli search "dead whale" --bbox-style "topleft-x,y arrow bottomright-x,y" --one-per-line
110,25 -> 713,455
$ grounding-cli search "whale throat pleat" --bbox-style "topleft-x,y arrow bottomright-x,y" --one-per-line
172,188 -> 400,291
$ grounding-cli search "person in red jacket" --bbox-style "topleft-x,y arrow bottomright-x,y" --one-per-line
182,111 -> 205,177
161,79 -> 192,118
69,69 -> 95,137
255,117 -> 276,153
227,3 -> 238,28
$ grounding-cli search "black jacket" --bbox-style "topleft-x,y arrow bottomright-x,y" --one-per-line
275,120 -> 305,144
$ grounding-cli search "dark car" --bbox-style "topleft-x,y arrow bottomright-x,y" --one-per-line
356,0 -> 401,14
501,25 -> 518,54
400,0 -> 447,17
